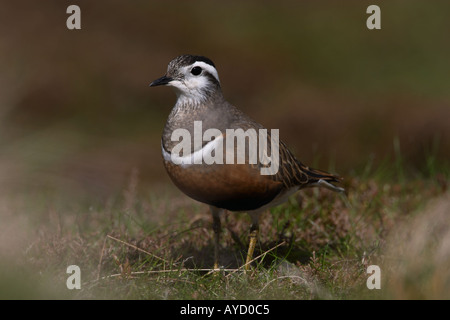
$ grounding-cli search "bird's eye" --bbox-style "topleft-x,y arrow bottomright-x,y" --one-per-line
191,66 -> 202,76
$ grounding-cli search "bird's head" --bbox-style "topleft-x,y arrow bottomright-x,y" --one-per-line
150,55 -> 221,103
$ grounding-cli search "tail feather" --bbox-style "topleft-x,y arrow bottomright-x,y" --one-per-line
275,140 -> 344,193
299,162 -> 345,193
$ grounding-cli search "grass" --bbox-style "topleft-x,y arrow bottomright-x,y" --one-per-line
3,157 -> 447,300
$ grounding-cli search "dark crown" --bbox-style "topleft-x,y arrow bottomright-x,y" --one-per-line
168,55 -> 216,71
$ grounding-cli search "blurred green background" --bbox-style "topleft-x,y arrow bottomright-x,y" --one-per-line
1,0 -> 449,201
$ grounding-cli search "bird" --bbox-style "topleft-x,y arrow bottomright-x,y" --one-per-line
150,54 -> 344,270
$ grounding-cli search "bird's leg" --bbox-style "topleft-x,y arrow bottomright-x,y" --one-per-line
245,212 -> 260,270
210,206 -> 223,270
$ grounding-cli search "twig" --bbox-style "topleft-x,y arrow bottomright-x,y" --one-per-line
226,241 -> 286,277
87,268 -> 239,284
96,235 -> 108,280
106,234 -> 170,264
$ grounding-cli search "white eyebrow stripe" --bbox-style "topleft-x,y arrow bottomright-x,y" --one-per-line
192,61 -> 220,83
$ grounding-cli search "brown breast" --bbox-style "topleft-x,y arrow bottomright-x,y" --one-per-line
163,160 -> 285,211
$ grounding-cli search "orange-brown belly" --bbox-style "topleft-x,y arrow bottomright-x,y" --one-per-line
163,160 -> 284,211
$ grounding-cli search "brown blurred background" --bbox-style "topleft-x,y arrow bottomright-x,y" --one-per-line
0,0 -> 449,202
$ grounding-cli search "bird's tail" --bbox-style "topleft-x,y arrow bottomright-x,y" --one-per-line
298,162 -> 345,193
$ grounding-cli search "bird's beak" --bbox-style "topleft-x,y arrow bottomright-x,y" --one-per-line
149,75 -> 173,87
